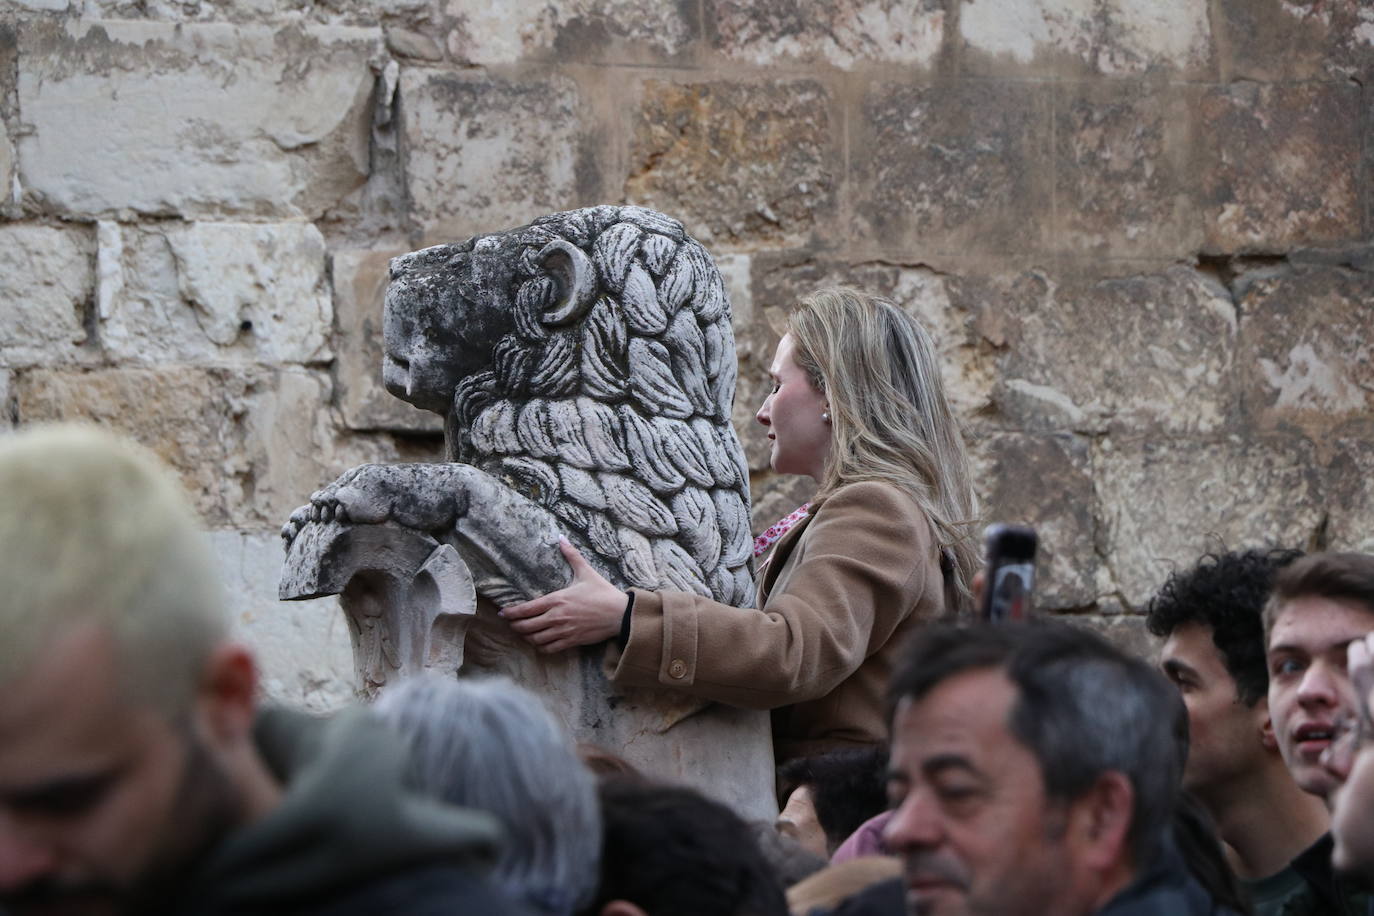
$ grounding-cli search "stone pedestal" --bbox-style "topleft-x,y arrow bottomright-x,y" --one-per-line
281,517 -> 777,821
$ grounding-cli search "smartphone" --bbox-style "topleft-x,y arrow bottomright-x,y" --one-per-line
980,524 -> 1038,622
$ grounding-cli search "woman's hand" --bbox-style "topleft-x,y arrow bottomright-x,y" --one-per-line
500,537 -> 628,654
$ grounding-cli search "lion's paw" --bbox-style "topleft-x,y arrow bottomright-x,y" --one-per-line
283,464 -> 474,549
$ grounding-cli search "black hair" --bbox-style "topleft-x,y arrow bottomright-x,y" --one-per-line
888,621 -> 1186,865
1145,548 -> 1302,706
777,746 -> 889,853
584,778 -> 788,916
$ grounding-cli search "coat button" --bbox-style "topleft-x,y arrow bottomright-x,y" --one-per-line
668,659 -> 687,679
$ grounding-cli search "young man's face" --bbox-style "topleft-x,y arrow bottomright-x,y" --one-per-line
0,623 -> 242,916
1267,597 -> 1374,800
883,668 -> 1086,916
1160,623 -> 1271,798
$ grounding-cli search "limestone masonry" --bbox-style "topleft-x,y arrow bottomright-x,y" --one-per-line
2,0 -> 1373,709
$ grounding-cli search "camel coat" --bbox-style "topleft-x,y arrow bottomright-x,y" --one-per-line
611,479 -> 947,762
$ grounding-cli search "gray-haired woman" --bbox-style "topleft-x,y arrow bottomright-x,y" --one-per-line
372,674 -> 601,916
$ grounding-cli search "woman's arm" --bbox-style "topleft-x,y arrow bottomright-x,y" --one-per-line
615,481 -> 937,709
502,482 -> 937,709
500,537 -> 629,653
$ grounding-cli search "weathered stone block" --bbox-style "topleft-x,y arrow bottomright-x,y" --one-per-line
79,0 -> 427,21
958,0 -> 1213,77
972,432 -> 1098,612
716,252 -> 770,473
0,127 -> 13,208
333,248 -> 443,432
950,266 -> 1237,435
17,21 -> 381,219
0,370 -> 11,431
1215,0 -> 1374,81
385,26 -> 444,60
1235,261 -> 1374,433
1199,82 -> 1362,253
706,0 -> 944,69
401,68 -> 590,243
1095,434 -> 1325,609
15,367 -> 399,527
624,79 -> 837,249
0,224 -> 93,368
852,81 -> 1052,255
1054,82 -> 1202,258
213,529 -> 355,713
1325,426 -> 1374,555
1069,614 -> 1155,661
445,0 -> 698,64
99,222 -> 332,365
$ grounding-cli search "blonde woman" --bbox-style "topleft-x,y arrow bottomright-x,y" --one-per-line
502,288 -> 978,761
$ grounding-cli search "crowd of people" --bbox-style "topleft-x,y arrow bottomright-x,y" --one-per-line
2,288 -> 1373,916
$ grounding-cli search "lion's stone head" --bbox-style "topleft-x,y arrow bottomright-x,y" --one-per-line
384,205 -> 754,607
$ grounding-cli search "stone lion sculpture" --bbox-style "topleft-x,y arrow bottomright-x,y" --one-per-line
280,205 -> 773,817
282,204 -> 754,609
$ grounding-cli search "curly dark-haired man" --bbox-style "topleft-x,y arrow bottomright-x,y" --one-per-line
1147,548 -> 1330,915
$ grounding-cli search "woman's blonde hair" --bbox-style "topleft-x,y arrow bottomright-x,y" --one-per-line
787,287 -> 980,608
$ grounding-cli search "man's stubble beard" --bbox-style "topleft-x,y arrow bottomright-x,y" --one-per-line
0,724 -> 248,916
121,722 -> 248,916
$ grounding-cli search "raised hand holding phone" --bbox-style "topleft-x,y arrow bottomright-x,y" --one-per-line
979,524 -> 1038,622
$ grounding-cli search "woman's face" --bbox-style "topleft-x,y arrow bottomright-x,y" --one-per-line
756,334 -> 832,480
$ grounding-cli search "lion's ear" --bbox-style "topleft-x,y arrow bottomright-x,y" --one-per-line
537,239 -> 597,325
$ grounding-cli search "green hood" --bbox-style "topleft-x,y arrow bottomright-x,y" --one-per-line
184,706 -> 502,910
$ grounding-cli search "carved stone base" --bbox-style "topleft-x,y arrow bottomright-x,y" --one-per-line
281,519 -> 777,821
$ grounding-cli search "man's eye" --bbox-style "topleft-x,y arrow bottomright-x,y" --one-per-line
11,775 -> 116,818
1272,658 -> 1304,677
934,783 -> 979,805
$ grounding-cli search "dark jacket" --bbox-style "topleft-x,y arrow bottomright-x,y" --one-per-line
168,707 -> 528,915
1244,833 -> 1374,916
814,840 -> 1245,916
1097,838 -> 1245,916
811,876 -> 903,916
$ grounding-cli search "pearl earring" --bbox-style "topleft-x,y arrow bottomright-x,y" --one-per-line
821,410 -> 831,423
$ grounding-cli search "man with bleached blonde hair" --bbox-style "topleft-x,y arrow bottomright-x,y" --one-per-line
0,425 -> 523,916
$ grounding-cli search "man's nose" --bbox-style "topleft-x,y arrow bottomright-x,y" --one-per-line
883,792 -> 943,851
1297,662 -> 1341,708
0,816 -> 59,891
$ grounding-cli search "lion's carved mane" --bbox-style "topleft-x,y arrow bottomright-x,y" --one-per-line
387,205 -> 754,607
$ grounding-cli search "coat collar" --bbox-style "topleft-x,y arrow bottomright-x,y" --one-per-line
758,494 -> 827,594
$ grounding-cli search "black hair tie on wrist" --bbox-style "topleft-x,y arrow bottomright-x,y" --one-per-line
616,591 -> 635,649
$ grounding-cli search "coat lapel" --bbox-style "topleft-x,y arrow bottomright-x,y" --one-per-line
757,502 -> 819,596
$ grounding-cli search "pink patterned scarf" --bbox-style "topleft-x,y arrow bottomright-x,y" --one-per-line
753,503 -> 811,558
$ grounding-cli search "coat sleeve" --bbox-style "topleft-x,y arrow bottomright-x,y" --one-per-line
609,481 -> 934,709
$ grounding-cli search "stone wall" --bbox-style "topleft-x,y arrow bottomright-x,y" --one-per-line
3,0 -> 1372,707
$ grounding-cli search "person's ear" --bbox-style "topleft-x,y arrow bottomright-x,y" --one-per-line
198,643 -> 259,744
1066,771 -> 1134,871
1257,701 -> 1279,752
600,901 -> 649,916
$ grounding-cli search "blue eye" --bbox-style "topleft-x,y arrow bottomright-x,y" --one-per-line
1273,657 -> 1304,677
